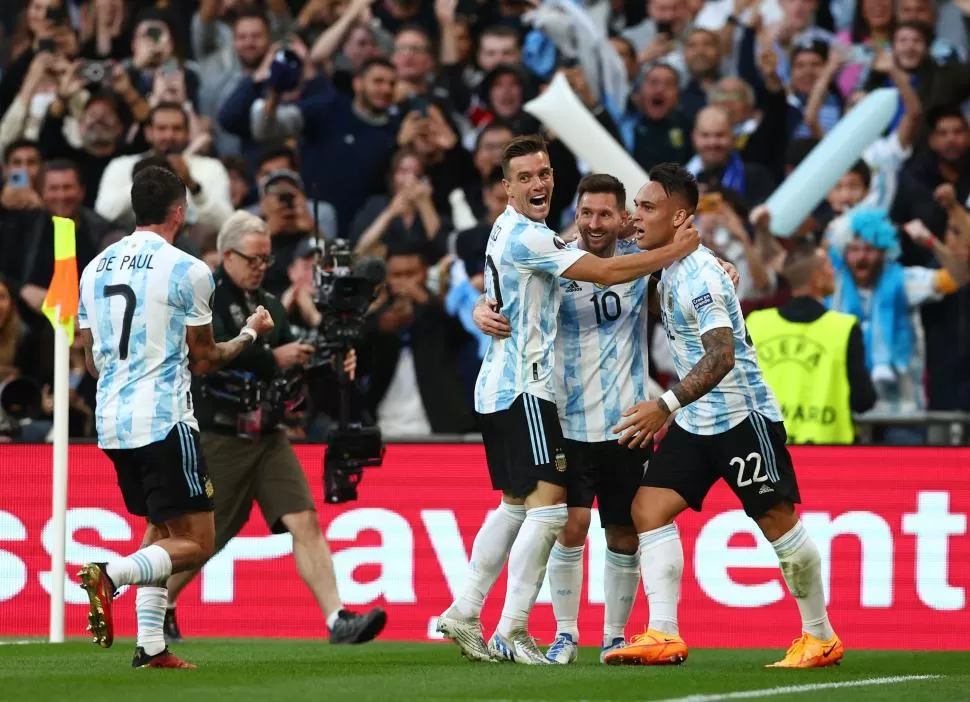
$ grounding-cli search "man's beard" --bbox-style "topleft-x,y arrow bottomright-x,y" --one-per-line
82,125 -> 116,150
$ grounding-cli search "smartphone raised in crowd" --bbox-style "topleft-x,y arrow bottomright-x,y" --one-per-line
7,169 -> 30,190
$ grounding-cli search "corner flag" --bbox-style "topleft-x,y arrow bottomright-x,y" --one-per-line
41,216 -> 79,343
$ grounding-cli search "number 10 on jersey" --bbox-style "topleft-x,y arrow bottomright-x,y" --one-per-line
590,291 -> 621,325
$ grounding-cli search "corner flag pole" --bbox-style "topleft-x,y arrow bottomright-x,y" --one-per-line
42,216 -> 79,644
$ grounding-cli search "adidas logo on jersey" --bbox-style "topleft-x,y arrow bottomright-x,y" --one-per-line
564,281 -> 582,293
759,484 -> 774,494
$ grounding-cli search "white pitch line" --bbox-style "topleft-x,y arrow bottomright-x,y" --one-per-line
479,674 -> 944,702
652,674 -> 944,702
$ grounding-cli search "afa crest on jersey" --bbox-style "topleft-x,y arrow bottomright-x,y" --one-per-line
554,449 -> 568,472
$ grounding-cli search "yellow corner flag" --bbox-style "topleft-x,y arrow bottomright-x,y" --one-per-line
41,216 -> 79,344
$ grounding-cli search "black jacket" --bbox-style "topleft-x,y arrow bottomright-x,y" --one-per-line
358,295 -> 475,434
192,266 -> 296,433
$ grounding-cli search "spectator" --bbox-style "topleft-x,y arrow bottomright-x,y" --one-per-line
37,70 -> 144,209
622,0 -> 691,75
827,208 -> 969,443
122,11 -> 201,110
358,245 -> 475,437
220,32 -> 331,157
681,28 -> 723,128
787,42 -> 841,139
297,56 -> 399,240
95,101 -> 232,233
246,145 -> 338,239
308,0 -> 385,98
622,63 -> 693,172
195,8 -> 276,157
352,147 -> 447,262
461,121 -> 513,219
688,105 -> 776,206
222,155 -> 252,209
258,168 -> 317,297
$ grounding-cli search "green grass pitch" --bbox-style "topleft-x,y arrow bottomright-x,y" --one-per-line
1,640 -> 968,701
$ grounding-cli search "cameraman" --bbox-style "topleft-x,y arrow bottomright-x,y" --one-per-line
163,210 -> 386,645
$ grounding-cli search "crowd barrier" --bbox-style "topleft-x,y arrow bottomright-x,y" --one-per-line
0,443 -> 968,649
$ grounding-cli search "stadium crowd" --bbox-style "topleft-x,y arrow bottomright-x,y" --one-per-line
0,0 -> 969,444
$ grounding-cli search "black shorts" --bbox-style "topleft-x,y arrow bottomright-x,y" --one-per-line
565,439 -> 649,527
104,423 -> 215,524
478,393 -> 571,498
642,412 -> 800,519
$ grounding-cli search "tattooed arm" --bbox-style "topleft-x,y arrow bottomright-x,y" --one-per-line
186,306 -> 274,375
658,326 -> 736,413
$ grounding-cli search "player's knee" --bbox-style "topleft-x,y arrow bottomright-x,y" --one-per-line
282,509 -> 321,544
605,526 -> 638,555
631,488 -> 683,533
560,509 -> 591,546
756,500 -> 799,542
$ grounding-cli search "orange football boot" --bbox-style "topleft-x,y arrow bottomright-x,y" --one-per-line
603,629 -> 688,666
766,632 -> 844,668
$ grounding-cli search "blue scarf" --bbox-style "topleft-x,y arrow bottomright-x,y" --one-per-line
830,249 -> 912,374
686,151 -> 747,195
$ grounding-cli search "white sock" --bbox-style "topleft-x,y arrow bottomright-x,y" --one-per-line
548,541 -> 584,640
604,548 -> 639,643
449,501 -> 526,620
326,609 -> 345,629
106,545 -> 173,587
135,586 -> 168,656
772,521 -> 835,641
497,504 -> 567,638
639,524 -> 683,635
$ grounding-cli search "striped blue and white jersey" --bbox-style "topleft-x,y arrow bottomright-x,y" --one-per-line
555,239 -> 650,442
78,230 -> 215,449
658,247 -> 782,435
474,205 -> 587,414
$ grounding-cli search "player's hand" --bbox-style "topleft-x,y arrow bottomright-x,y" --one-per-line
273,341 -> 315,369
613,400 -> 670,449
473,297 -> 510,338
717,258 -> 741,289
671,215 -> 700,257
245,305 -> 274,336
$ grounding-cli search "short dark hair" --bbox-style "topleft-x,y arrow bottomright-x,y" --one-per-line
131,166 -> 187,227
577,173 -> 626,211
257,143 -> 298,172
481,25 -> 521,44
148,101 -> 189,127
132,153 -> 176,178
782,236 -> 823,289
221,155 -> 250,178
3,139 -> 40,165
894,20 -> 933,45
43,158 -> 82,183
648,162 -> 699,212
927,104 -> 967,132
848,159 -> 872,189
475,120 -> 514,153
232,8 -> 270,30
501,134 -> 547,179
356,56 -> 395,78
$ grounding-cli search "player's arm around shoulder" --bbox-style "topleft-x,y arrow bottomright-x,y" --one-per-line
562,217 -> 700,286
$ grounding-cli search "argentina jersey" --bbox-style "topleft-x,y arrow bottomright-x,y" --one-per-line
474,205 -> 587,414
78,231 -> 215,449
555,239 -> 650,442
658,247 -> 782,435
